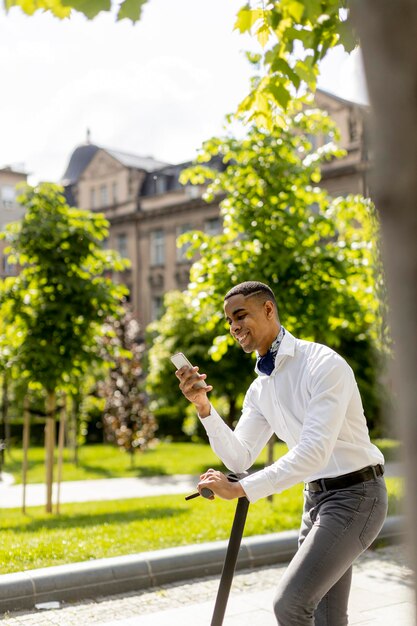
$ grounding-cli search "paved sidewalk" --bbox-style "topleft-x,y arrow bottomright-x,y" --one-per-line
4,544 -> 414,626
0,474 -> 199,508
0,462 -> 404,508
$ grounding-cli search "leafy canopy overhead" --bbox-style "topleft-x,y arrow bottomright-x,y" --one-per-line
4,0 -> 148,21
234,1 -> 357,127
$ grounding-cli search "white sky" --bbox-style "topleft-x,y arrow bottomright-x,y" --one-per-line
0,0 -> 368,183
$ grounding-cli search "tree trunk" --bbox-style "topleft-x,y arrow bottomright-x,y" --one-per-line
350,0 -> 417,612
22,395 -> 30,514
56,393 -> 67,515
130,449 -> 135,468
1,374 -> 10,462
0,375 -> 6,476
68,393 -> 80,466
45,391 -> 56,514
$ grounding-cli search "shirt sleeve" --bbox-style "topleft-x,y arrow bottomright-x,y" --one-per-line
199,384 -> 273,475
240,352 -> 355,502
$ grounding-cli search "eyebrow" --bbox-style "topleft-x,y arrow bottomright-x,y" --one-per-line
225,306 -> 246,322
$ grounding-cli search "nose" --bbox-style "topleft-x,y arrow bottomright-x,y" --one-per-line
230,319 -> 241,335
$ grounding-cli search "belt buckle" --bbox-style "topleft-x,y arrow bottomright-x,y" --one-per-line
319,478 -> 328,492
308,479 -> 326,493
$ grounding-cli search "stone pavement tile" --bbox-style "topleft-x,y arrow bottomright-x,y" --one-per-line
350,602 -> 416,626
99,601 -> 215,626
349,583 -> 411,614
226,589 -> 274,613
223,610 -> 276,626
98,600 -> 277,626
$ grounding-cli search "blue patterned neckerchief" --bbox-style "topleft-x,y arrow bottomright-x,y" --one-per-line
256,326 -> 286,376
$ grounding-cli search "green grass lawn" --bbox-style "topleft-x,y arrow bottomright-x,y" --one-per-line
4,441 -> 290,484
4,439 -> 401,484
0,477 -> 404,575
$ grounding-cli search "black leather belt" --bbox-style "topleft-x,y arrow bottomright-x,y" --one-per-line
307,464 -> 384,493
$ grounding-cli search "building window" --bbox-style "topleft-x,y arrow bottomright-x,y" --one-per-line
116,233 -> 128,258
152,175 -> 166,195
0,185 -> 16,209
90,188 -> 96,209
306,134 -> 318,152
100,184 -> 108,207
150,229 -> 165,266
2,255 -> 14,276
112,182 -> 118,204
151,295 -> 164,321
205,217 -> 222,236
185,184 -> 200,199
176,223 -> 192,262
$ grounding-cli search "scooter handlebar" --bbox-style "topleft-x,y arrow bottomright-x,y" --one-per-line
185,472 -> 248,501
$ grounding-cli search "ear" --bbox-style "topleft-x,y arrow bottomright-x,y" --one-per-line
264,300 -> 275,319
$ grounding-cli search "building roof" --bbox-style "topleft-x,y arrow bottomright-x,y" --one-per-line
0,165 -> 28,177
61,143 -> 169,187
61,144 -> 100,185
105,148 -> 168,172
316,88 -> 369,109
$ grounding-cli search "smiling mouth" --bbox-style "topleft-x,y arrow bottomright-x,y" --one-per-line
236,332 -> 249,344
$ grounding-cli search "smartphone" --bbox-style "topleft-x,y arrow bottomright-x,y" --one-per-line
170,352 -> 207,389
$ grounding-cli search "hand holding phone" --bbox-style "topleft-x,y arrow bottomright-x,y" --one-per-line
170,352 -> 207,389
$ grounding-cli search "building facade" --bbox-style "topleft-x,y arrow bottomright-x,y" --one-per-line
61,89 -> 370,330
0,166 -> 28,279
314,90 -> 371,197
62,147 -> 222,330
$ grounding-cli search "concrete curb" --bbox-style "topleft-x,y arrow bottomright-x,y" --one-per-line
0,515 -> 405,614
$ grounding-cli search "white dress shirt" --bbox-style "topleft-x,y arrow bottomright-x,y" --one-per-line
200,329 -> 384,503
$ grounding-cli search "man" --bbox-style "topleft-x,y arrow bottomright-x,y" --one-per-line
176,280 -> 387,626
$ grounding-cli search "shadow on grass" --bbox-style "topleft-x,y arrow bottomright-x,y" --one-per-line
72,462 -> 170,479
3,504 -> 187,534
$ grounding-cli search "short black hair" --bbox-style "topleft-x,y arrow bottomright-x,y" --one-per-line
224,281 -> 278,308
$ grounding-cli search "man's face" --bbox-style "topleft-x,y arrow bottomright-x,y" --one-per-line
224,293 -> 279,356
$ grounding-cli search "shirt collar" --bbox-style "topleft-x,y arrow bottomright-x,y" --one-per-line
255,326 -> 286,376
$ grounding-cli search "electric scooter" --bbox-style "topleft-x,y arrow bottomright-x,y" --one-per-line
186,472 -> 249,626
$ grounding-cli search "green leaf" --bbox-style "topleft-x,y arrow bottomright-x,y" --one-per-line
5,0 -> 71,17
269,55 -> 301,90
337,19 -> 358,53
302,0 -> 323,20
256,22 -> 271,47
117,0 -> 147,22
285,0 -> 305,22
268,82 -> 291,110
61,0 -> 109,18
234,7 -> 265,33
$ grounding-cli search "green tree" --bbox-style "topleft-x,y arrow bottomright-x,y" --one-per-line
178,102 -> 386,432
99,308 -> 157,463
0,183 -> 128,511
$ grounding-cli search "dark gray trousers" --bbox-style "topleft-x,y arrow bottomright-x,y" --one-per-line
273,475 -> 388,625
